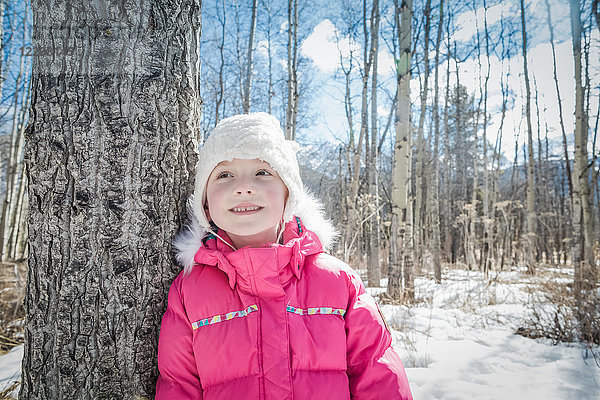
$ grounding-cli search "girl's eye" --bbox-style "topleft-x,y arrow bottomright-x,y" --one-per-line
216,171 -> 233,179
256,170 -> 272,176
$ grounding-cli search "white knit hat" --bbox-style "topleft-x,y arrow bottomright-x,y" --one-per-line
176,112 -> 338,273
191,112 -> 302,231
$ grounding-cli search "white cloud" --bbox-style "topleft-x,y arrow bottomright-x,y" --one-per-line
301,19 -> 344,74
302,19 -> 396,78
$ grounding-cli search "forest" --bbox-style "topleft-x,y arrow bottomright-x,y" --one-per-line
195,0 -> 599,317
0,0 -> 598,398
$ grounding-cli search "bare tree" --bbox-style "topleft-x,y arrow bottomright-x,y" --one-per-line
429,0 -> 444,283
388,0 -> 414,302
569,0 -> 595,293
333,3 -> 359,261
414,0 -> 431,270
261,0 -> 276,114
544,0 -> 573,199
21,0 -> 200,397
366,0 -> 381,287
242,0 -> 258,113
215,0 -> 227,125
285,0 -> 299,140
520,0 -> 536,274
593,0 -> 600,32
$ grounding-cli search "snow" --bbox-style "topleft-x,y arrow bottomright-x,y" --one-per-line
371,268 -> 600,400
0,345 -> 21,398
1,268 -> 599,399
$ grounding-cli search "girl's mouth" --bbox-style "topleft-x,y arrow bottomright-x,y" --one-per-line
230,206 -> 263,214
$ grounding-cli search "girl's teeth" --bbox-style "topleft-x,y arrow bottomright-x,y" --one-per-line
233,206 -> 260,212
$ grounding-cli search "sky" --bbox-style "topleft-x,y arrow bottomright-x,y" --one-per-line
295,0 -> 599,163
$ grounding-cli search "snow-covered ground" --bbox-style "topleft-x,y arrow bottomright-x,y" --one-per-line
372,268 -> 600,400
1,267 -> 599,399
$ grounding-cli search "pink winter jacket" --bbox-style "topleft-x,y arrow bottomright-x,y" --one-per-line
156,218 -> 413,399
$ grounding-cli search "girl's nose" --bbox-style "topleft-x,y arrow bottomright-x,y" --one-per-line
236,188 -> 254,195
234,177 -> 255,195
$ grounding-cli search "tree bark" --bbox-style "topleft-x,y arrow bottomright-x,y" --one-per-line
21,1 -> 200,398
215,0 -> 227,125
544,0 -> 573,199
569,0 -> 596,293
7,81 -> 31,260
593,0 -> 600,33
414,0 -> 431,271
430,0 -> 444,283
367,0 -> 381,287
285,0 -> 299,140
388,0 -> 413,302
263,0 -> 274,114
520,0 -> 536,274
242,0 -> 257,113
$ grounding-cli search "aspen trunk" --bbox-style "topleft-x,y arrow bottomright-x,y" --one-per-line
215,0 -> 227,125
367,0 -> 381,287
388,0 -> 413,302
481,0 -> 492,275
545,0 -> 574,198
429,0 -> 444,283
340,39 -> 356,262
361,0 -> 372,279
520,0 -> 537,274
414,0 -> 431,271
570,0 -> 596,292
21,1 -> 200,398
442,27 -> 452,264
9,165 -> 26,261
242,0 -> 257,113
593,0 -> 600,32
285,0 -> 299,140
264,0 -> 274,114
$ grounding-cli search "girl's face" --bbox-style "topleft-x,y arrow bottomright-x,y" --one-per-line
205,158 -> 288,249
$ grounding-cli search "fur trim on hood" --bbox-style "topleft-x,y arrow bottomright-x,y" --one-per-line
175,192 -> 338,275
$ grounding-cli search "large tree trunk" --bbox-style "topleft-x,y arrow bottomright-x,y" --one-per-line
388,0 -> 413,302
21,1 -> 200,398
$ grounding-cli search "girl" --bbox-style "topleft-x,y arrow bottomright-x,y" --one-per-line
156,113 -> 413,399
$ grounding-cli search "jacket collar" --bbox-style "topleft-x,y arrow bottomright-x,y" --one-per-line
193,217 -> 323,291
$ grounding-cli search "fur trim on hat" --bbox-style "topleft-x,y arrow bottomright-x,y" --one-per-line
175,112 -> 338,274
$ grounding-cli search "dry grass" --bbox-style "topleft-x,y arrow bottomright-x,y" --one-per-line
0,382 -> 19,400
0,261 -> 25,356
516,266 -> 600,366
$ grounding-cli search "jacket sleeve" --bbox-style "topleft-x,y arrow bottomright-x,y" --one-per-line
156,275 -> 203,400
344,271 -> 413,400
